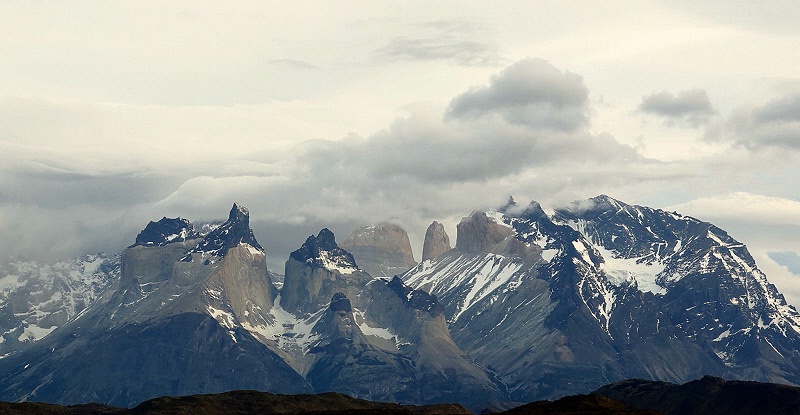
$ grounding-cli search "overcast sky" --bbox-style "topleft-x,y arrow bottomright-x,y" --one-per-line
2,1 -> 799,304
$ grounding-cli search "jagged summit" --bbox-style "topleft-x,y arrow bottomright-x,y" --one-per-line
290,228 -> 358,273
132,217 -> 199,247
182,203 -> 263,260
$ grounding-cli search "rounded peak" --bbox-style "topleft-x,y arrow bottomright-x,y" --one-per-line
315,228 -> 338,250
422,221 -> 451,261
329,292 -> 352,313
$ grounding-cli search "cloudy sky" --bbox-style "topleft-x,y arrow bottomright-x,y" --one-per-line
2,1 -> 799,303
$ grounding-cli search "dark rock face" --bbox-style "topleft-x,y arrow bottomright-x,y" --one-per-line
386,276 -> 444,316
132,217 -> 199,247
290,229 -> 358,270
341,223 -> 417,277
595,376 -> 800,415
422,221 -> 451,261
281,229 -> 370,316
0,313 -> 311,407
182,203 -> 263,260
329,292 -> 352,313
305,283 -> 504,412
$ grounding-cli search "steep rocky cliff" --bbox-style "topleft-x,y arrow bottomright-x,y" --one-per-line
341,223 -> 417,277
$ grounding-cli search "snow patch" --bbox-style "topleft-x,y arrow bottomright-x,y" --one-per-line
17,324 -> 57,342
207,305 -> 236,329
353,309 -> 394,341
316,251 -> 357,275
595,245 -> 666,295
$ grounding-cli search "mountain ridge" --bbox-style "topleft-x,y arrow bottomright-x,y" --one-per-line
2,196 -> 800,409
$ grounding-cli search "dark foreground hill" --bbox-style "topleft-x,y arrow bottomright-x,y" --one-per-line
5,376 -> 800,415
497,394 -> 661,414
0,390 -> 471,415
594,375 -> 800,415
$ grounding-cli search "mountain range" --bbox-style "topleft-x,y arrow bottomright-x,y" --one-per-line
1,195 -> 799,411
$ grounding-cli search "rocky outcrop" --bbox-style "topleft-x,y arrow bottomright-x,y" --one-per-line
341,223 -> 417,277
422,221 -> 451,261
181,203 -> 262,260
304,281 -> 505,411
281,229 -> 372,316
455,211 -> 536,258
132,217 -> 199,247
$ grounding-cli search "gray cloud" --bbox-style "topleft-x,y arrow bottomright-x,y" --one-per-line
445,58 -> 589,131
722,92 -> 800,150
0,58 -> 720,273
372,20 -> 502,66
638,88 -> 715,127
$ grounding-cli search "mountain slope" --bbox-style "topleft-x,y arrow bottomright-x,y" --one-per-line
402,196 -> 800,401
0,204 -> 312,406
0,254 -> 119,356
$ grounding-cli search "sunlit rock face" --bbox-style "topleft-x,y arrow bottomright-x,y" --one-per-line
422,221 -> 451,261
341,222 -> 417,277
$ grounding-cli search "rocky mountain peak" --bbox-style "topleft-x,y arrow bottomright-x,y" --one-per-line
340,222 -> 416,277
181,203 -> 263,260
132,217 -> 200,247
228,202 -> 250,224
289,228 -> 358,272
455,210 -> 534,258
329,292 -> 352,313
422,221 -> 451,261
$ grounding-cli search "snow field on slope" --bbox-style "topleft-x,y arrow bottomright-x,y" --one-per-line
404,253 -> 522,322
566,220 -> 666,295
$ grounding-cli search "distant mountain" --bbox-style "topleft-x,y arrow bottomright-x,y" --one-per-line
0,204 -> 311,406
402,195 -> 800,401
0,253 -> 119,356
3,195 -> 800,409
0,205 -> 502,411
